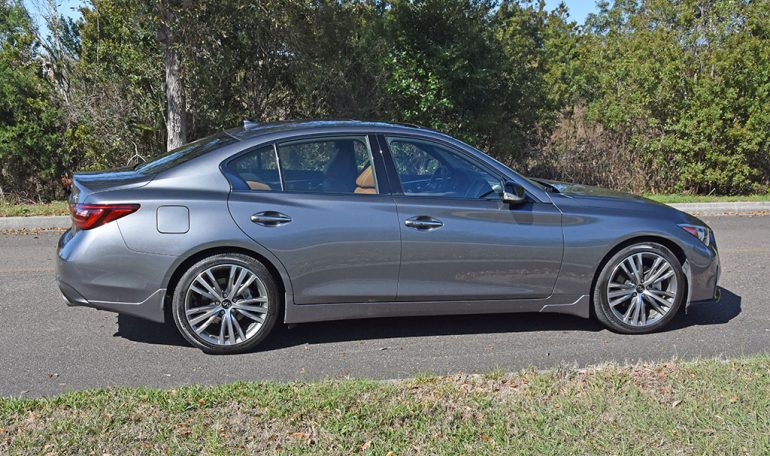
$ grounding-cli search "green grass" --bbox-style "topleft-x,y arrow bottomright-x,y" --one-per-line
644,193 -> 770,204
0,200 -> 69,217
2,357 -> 769,454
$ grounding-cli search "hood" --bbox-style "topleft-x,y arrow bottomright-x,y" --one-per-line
531,178 -> 659,204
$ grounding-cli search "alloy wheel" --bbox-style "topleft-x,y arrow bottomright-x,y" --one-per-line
184,264 -> 269,346
606,252 -> 678,327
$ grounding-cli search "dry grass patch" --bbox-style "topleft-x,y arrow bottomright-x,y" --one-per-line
1,357 -> 769,454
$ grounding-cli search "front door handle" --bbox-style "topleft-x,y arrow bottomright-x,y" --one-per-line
404,216 -> 443,230
251,211 -> 292,226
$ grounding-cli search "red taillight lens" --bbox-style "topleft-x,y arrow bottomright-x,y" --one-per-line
69,203 -> 140,230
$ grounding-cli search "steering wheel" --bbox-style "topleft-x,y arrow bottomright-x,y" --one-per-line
426,166 -> 451,193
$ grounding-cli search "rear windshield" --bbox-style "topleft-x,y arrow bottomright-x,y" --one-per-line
134,133 -> 237,175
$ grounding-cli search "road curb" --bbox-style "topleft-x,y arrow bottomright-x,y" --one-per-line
0,215 -> 70,230
668,201 -> 770,215
0,201 -> 768,230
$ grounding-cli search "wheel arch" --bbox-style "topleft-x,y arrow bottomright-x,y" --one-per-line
588,235 -> 690,317
161,241 -> 293,322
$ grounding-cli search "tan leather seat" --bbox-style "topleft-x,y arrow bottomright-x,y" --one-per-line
247,181 -> 272,191
354,166 -> 376,194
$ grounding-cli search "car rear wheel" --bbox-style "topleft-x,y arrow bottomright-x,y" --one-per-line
593,242 -> 685,334
172,253 -> 279,354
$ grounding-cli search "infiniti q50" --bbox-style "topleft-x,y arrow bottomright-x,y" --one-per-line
56,121 -> 720,354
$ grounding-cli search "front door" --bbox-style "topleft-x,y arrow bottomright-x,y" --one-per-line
381,135 -> 563,301
227,135 -> 400,304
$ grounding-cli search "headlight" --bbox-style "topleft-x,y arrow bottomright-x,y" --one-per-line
679,224 -> 711,246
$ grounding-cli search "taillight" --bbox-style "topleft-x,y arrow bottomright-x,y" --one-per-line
69,203 -> 140,230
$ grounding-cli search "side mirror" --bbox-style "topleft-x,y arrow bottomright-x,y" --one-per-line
502,182 -> 526,205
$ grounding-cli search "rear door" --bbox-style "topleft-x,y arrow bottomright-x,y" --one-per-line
380,135 -> 563,301
227,134 -> 401,304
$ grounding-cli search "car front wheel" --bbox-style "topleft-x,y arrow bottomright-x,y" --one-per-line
172,253 -> 279,354
593,242 -> 685,334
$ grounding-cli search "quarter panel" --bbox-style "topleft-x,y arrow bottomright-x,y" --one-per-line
114,188 -> 240,257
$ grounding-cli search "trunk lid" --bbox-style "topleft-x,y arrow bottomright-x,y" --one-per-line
69,168 -> 153,206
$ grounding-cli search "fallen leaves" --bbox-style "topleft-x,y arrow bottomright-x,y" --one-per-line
288,426 -> 317,445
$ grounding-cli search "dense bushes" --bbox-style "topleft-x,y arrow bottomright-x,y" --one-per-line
0,0 -> 768,201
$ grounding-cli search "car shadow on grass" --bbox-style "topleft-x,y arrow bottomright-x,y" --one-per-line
114,287 -> 740,351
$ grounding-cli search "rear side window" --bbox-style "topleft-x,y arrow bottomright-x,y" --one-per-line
227,136 -> 378,195
277,136 -> 374,194
229,146 -> 281,191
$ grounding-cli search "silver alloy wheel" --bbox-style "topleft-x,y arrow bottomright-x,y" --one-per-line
606,252 -> 678,327
184,264 -> 269,346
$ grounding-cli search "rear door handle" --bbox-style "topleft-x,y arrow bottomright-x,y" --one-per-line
251,211 -> 292,226
404,216 -> 443,230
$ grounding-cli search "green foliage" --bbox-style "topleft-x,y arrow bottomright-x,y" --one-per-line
0,0 -> 64,200
576,0 -> 770,194
0,0 -> 768,200
71,0 -> 165,168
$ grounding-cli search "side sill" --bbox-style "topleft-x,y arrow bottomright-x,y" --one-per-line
284,294 -> 590,324
538,294 -> 590,318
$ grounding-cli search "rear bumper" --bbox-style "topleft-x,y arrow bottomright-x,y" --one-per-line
56,226 -> 171,323
58,281 -> 167,323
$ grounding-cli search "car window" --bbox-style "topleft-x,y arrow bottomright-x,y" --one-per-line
229,146 -> 281,191
386,137 -> 502,199
276,136 -> 377,194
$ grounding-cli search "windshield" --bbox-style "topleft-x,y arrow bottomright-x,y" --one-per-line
462,143 -> 550,191
526,177 -> 558,192
134,133 -> 237,175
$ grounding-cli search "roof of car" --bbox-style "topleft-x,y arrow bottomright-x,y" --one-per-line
223,119 -> 427,141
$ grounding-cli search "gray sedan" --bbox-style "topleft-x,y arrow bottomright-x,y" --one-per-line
56,121 -> 720,354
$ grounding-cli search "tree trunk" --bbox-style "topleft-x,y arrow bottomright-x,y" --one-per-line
160,4 -> 187,151
165,43 -> 187,151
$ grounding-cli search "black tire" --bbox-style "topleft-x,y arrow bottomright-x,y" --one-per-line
172,253 -> 279,354
593,242 -> 685,334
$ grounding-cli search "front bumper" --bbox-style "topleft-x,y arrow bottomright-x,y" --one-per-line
684,239 -> 720,308
56,226 -> 170,323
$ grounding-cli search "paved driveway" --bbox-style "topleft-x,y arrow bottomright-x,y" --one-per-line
1,215 -> 767,397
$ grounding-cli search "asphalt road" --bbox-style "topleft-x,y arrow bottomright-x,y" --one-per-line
1,215 -> 768,397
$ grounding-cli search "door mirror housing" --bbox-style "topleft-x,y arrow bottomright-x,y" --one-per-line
502,182 -> 527,205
